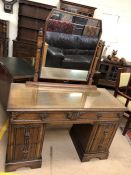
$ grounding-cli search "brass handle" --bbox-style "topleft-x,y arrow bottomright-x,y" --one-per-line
96,113 -> 102,119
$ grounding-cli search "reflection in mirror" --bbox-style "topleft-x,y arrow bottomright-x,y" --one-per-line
39,9 -> 102,84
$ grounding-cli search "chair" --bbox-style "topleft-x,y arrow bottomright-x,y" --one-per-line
114,67 -> 131,135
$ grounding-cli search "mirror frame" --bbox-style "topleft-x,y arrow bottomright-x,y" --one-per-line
33,9 -> 103,85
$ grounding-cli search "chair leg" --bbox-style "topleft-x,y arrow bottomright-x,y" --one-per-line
114,91 -> 117,97
123,112 -> 131,136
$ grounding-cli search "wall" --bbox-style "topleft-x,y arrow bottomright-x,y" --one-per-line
0,0 -> 131,61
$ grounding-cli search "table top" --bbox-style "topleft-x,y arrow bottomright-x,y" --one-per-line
7,83 -> 126,112
40,67 -> 88,82
0,57 -> 34,79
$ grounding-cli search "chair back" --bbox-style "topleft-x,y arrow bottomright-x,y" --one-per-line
114,67 -> 131,135
115,67 -> 131,93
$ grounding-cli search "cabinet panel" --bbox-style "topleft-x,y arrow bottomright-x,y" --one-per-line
7,123 -> 45,162
18,28 -> 39,42
70,120 -> 119,161
13,40 -> 36,58
18,16 -> 46,30
19,5 -> 51,20
87,123 -> 118,153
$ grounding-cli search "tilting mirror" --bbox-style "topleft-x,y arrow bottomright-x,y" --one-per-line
36,9 -> 103,84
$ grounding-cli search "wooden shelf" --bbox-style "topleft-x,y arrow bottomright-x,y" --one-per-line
60,0 -> 96,17
13,0 -> 55,58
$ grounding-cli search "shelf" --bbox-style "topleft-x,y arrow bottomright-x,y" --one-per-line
18,25 -> 46,31
19,0 -> 56,10
18,13 -> 48,21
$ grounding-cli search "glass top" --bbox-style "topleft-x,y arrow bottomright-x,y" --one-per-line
7,83 -> 126,111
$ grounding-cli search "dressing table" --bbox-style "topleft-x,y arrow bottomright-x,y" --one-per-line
0,63 -> 126,172
0,9 -> 126,173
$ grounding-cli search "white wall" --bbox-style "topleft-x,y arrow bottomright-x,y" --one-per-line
0,0 -> 131,61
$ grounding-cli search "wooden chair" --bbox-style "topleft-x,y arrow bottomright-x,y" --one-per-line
114,67 -> 131,135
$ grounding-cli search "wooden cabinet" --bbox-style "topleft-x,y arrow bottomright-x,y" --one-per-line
70,121 -> 119,161
13,0 -> 56,58
0,19 -> 9,57
98,61 -> 131,88
6,113 -> 45,171
6,110 -> 121,171
7,123 -> 45,162
0,67 -> 125,172
60,0 -> 96,17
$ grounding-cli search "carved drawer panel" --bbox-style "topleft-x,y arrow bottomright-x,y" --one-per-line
79,112 -> 121,121
7,124 -> 45,162
11,111 -> 121,125
11,112 -> 42,123
86,122 -> 118,153
40,111 -> 120,123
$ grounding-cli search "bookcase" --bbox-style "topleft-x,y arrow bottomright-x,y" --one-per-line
13,0 -> 56,60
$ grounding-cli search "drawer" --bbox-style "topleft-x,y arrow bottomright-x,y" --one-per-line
11,113 -> 42,123
40,111 -> 121,123
10,111 -> 121,124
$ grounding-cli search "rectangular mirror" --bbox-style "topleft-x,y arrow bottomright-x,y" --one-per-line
35,9 -> 103,84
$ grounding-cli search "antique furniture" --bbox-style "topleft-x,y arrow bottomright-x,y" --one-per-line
0,57 -> 34,82
0,62 -> 126,172
0,19 -> 9,57
114,67 -> 131,135
60,0 -> 97,17
98,61 -> 131,88
13,0 -> 56,61
39,9 -> 103,84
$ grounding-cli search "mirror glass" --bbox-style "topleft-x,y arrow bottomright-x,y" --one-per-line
39,9 -> 102,84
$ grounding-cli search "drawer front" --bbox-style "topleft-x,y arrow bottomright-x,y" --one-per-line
42,111 -> 120,123
10,111 -> 121,124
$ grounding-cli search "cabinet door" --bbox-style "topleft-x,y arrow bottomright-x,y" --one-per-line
7,123 -> 45,162
87,122 -> 118,153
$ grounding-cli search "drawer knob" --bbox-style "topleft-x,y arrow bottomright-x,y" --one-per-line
40,113 -> 48,120
66,112 -> 80,120
96,113 -> 102,119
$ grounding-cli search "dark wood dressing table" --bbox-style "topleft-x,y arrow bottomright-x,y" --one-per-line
0,14 -> 125,171
0,77 -> 125,171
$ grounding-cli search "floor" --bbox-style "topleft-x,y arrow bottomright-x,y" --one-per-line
0,91 -> 131,175
0,126 -> 131,175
